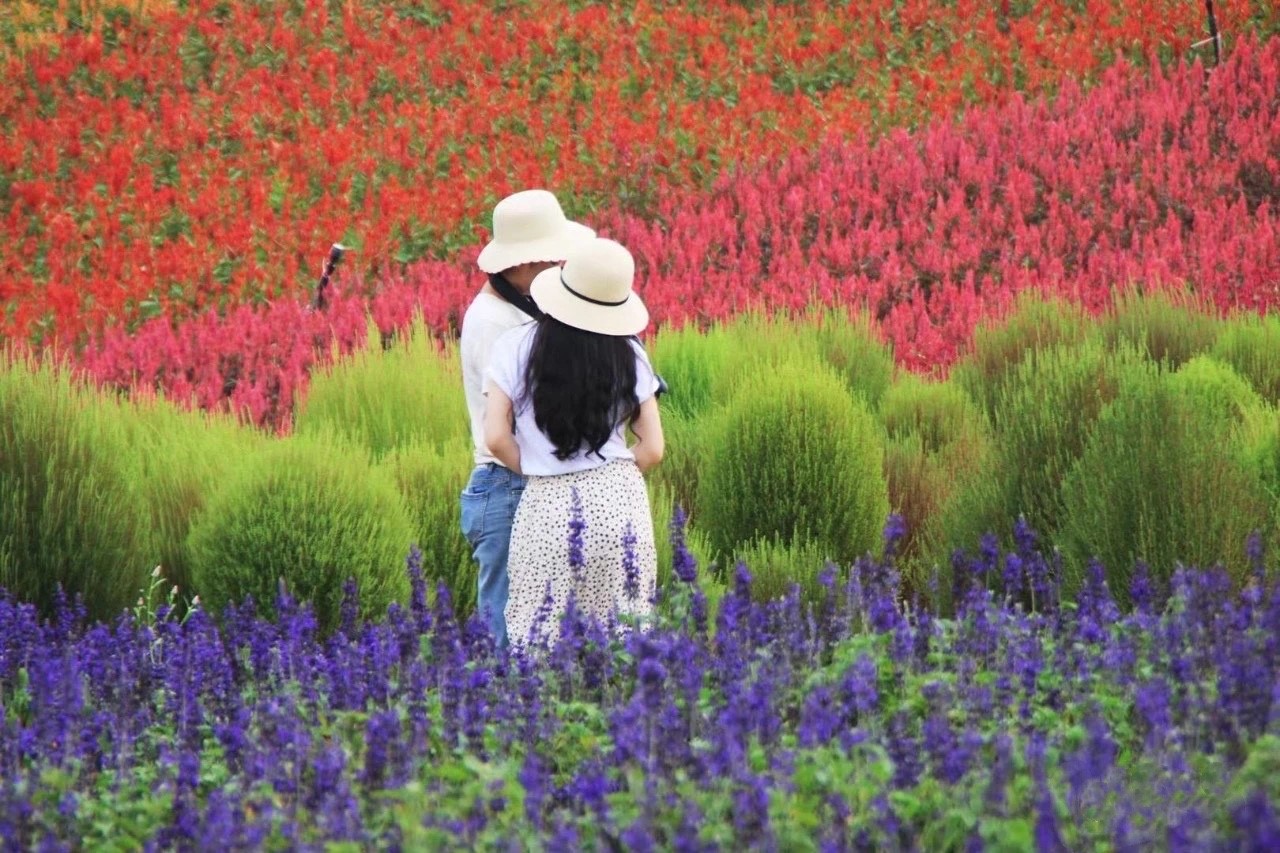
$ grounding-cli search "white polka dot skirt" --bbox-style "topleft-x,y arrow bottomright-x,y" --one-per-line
505,459 -> 657,648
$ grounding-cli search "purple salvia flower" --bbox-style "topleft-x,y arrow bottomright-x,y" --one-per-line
1231,789 -> 1280,850
338,577 -> 359,638
670,505 -> 699,584
621,521 -> 640,603
405,545 -> 430,633
567,486 -> 587,582
882,513 -> 907,560
1246,529 -> 1266,584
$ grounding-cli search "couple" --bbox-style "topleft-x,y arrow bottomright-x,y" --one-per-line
459,190 -> 665,649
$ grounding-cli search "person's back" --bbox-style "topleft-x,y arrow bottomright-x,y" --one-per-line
483,238 -> 665,647
459,190 -> 593,648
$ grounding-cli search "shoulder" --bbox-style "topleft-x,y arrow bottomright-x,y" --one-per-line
491,322 -> 537,361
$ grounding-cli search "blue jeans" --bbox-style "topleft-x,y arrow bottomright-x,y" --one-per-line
460,463 -> 525,647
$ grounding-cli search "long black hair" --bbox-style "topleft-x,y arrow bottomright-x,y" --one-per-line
520,315 -> 640,461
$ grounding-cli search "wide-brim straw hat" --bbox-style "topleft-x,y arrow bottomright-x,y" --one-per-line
476,189 -> 595,274
530,238 -> 649,337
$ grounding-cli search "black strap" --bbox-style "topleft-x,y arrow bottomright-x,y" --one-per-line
561,272 -> 630,307
488,273 -> 543,320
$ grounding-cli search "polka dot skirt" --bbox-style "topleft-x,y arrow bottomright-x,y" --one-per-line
505,459 -> 657,648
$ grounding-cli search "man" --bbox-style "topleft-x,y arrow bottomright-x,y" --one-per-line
460,189 -> 593,647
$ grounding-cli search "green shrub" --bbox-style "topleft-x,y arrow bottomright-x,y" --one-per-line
732,533 -> 834,604
121,391 -> 265,606
648,320 -> 735,421
1099,287 -> 1219,368
880,375 -> 992,593
934,340 -> 1135,568
1166,355 -> 1265,426
950,291 -> 1092,423
0,355 -> 157,620
880,373 -> 985,453
1057,363 -> 1272,606
698,363 -> 888,564
1211,312 -> 1280,404
187,431 -> 415,632
802,306 -> 895,409
296,317 -> 467,458
713,309 -> 894,411
380,436 -> 475,617
648,407 -> 706,522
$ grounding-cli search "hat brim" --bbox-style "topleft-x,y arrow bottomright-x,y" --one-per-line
476,221 -> 595,274
530,266 -> 649,337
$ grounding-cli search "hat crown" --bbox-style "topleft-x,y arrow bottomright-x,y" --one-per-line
562,239 -> 635,305
491,189 -> 569,244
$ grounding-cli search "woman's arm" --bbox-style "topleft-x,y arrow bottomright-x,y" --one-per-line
483,381 -> 522,474
629,396 -> 665,473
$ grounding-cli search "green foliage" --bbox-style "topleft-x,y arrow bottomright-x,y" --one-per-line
648,320 -> 735,421
1057,362 -> 1272,605
880,374 -> 992,590
699,362 -> 888,565
296,318 -> 467,458
120,391 -> 264,606
950,291 -> 1092,423
732,532 -> 833,603
648,407 -> 706,521
0,354 -> 156,620
1099,287 -> 1220,368
880,372 -> 986,453
935,340 -> 1134,573
1166,355 -> 1265,425
1210,311 -> 1280,404
187,431 -> 414,632
380,436 -> 476,618
713,308 -> 894,410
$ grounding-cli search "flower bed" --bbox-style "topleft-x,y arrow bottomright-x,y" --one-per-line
1,519 -> 1276,848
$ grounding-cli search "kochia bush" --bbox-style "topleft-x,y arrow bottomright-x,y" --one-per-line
1057,362 -> 1272,605
380,437 -> 476,618
0,356 -> 156,620
295,319 -> 468,458
698,362 -> 888,564
187,432 -> 414,633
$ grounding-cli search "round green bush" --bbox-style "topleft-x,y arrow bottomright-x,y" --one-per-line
122,391 -> 264,609
0,356 -> 157,621
1057,363 -> 1272,606
187,432 -> 415,632
713,309 -> 894,412
1167,355 -> 1265,426
648,320 -> 735,422
296,318 -> 467,458
732,533 -> 834,604
698,362 -> 888,564
934,339 -> 1136,569
880,373 -> 986,454
950,292 -> 1092,423
381,437 -> 475,617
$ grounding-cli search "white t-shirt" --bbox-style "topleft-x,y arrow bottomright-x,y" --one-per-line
460,291 -> 533,465
485,323 -> 661,477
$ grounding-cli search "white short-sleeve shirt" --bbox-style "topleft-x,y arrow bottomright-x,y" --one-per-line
460,292 -> 533,465
485,323 -> 660,476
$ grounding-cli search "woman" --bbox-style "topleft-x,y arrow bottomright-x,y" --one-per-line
483,238 -> 664,647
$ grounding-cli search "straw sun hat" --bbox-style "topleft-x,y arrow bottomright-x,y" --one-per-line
530,238 -> 649,337
476,189 -> 595,274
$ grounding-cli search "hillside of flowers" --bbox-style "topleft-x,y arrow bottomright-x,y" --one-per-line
50,33 -> 1280,429
2,0 -> 1274,348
